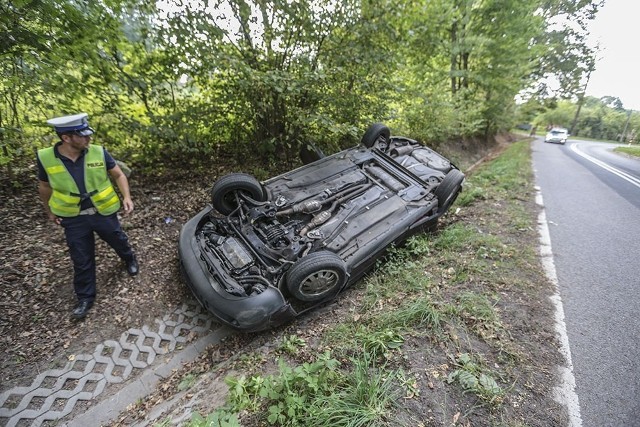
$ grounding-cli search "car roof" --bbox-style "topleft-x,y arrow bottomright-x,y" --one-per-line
549,128 -> 568,133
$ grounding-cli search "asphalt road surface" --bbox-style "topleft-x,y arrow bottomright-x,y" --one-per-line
532,138 -> 640,427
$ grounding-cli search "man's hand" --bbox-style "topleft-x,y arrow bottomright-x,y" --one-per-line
109,165 -> 134,215
39,180 -> 61,225
47,212 -> 61,225
122,196 -> 134,215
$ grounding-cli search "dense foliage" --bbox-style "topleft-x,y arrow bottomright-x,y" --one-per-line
1,0 -> 606,181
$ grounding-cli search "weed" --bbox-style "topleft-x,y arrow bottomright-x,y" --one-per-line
457,292 -> 500,324
355,327 -> 404,359
325,322 -> 360,352
221,352 -> 342,425
377,297 -> 446,332
185,411 -> 240,427
447,353 -> 504,404
209,350 -> 402,426
233,351 -> 266,371
178,373 -> 198,392
225,374 -> 265,412
360,273 -> 398,309
307,356 -> 399,427
456,183 -> 486,206
446,291 -> 503,341
404,235 -> 432,256
397,370 -> 421,399
278,334 -> 306,355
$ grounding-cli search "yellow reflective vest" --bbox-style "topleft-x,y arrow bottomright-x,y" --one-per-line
37,145 -> 121,217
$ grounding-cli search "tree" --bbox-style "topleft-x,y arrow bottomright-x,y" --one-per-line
0,0 -> 111,186
0,0 -> 609,183
534,96 -> 638,141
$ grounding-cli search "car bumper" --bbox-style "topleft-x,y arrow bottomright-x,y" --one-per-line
178,206 -> 296,332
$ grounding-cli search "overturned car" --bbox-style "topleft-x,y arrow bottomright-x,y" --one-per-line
179,123 -> 464,331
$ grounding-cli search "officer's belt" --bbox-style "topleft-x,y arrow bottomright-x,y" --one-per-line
78,207 -> 98,215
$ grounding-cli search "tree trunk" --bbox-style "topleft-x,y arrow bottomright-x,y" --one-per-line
570,68 -> 592,135
462,52 -> 469,89
450,21 -> 458,95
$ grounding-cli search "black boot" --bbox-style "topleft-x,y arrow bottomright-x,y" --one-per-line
126,254 -> 139,276
71,300 -> 94,320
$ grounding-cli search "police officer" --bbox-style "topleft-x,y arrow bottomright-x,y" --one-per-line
37,113 -> 139,319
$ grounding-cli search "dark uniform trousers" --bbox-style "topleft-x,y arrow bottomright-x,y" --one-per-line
60,212 -> 134,303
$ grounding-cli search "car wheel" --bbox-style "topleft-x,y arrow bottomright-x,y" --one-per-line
211,173 -> 266,215
434,169 -> 465,213
361,123 -> 391,149
299,143 -> 325,165
286,251 -> 347,302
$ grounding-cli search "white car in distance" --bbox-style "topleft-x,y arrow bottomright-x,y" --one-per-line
545,127 -> 569,144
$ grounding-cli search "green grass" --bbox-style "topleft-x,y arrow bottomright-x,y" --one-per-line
615,145 -> 640,158
376,297 -> 447,331
201,353 -> 397,427
307,357 -> 399,427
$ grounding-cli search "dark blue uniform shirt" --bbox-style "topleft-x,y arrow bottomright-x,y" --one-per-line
37,142 -> 117,210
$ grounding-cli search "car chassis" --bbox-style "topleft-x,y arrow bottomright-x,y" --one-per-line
179,124 -> 464,331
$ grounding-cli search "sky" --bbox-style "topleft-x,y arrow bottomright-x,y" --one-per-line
585,0 -> 640,110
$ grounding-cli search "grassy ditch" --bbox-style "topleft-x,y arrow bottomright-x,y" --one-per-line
614,145 -> 640,158
159,139 -> 566,427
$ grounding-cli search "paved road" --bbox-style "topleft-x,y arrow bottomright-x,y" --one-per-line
532,139 -> 640,427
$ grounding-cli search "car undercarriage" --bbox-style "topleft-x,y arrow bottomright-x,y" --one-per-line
179,123 -> 464,330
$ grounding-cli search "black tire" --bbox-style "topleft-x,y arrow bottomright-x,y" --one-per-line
361,123 -> 391,148
286,251 -> 347,302
434,169 -> 465,214
299,143 -> 325,165
211,173 -> 266,215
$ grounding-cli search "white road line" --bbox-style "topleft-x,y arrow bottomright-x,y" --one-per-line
535,188 -> 582,427
571,143 -> 640,188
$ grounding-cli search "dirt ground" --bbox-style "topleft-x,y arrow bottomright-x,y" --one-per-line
0,136 -> 565,426
0,169 -> 214,390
